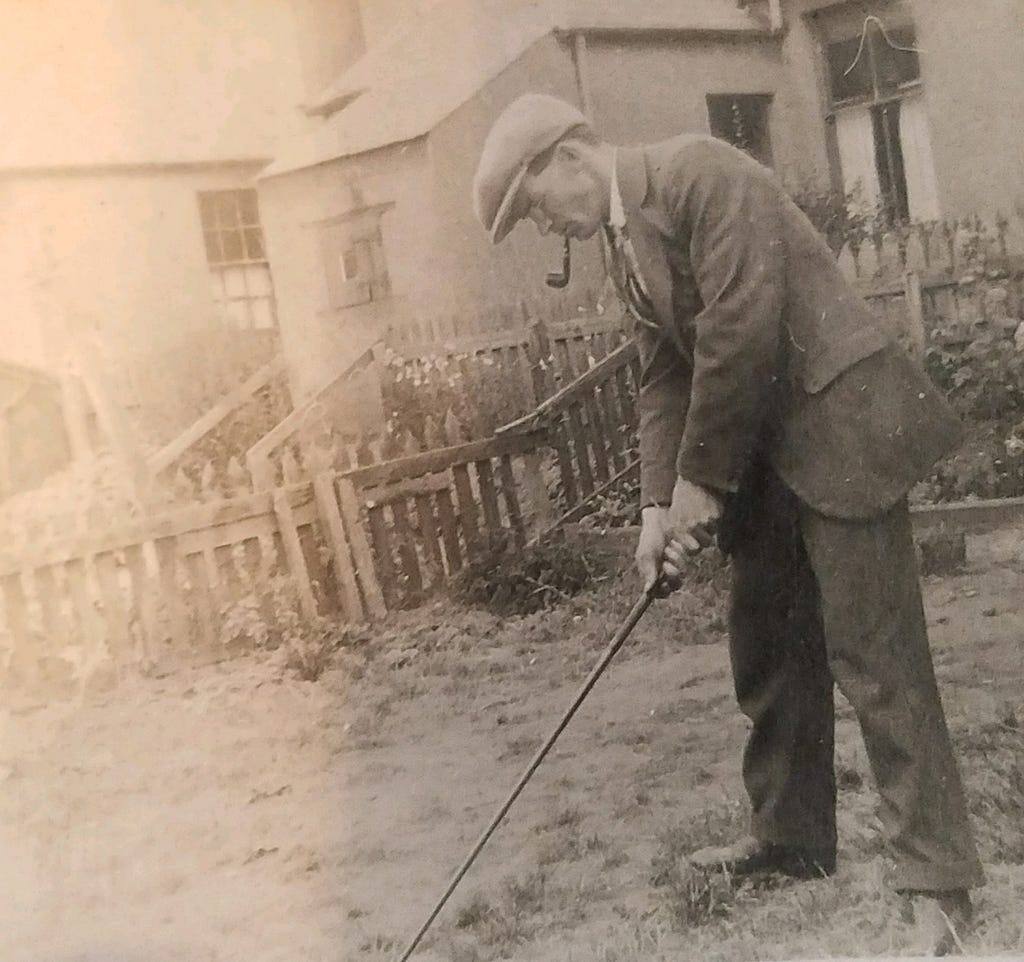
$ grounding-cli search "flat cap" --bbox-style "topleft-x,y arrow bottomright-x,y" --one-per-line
473,93 -> 588,244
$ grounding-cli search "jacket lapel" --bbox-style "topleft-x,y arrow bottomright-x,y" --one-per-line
615,147 -> 681,352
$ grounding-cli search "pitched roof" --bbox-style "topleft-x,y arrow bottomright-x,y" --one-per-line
261,0 -> 765,178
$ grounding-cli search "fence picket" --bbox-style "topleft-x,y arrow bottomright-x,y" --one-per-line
584,395 -> 611,483
451,463 -> 481,555
124,544 -> 158,666
598,383 -> 626,474
154,537 -> 186,653
1,573 -> 33,684
365,505 -> 398,610
313,473 -> 365,622
475,459 -> 502,532
565,403 -> 595,497
272,490 -> 318,620
336,478 -> 388,620
29,566 -> 63,661
389,499 -> 424,599
434,487 -> 463,574
94,551 -> 133,665
184,550 -> 216,649
415,493 -> 445,589
65,557 -> 105,667
497,454 -> 525,544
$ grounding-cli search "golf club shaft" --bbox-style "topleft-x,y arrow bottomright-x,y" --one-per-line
396,587 -> 655,962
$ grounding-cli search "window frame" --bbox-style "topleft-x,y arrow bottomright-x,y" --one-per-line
196,188 -> 277,329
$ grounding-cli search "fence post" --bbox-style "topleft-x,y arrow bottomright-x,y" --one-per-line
313,472 -> 366,623
272,490 -> 319,621
527,313 -> 555,405
336,477 -> 388,619
904,270 -> 926,360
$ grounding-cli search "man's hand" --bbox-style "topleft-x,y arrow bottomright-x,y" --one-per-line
635,479 -> 723,596
668,477 -> 723,556
636,506 -> 686,596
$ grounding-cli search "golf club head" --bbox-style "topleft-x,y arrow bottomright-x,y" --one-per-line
545,238 -> 571,289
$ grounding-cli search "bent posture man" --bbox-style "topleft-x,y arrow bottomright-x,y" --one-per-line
473,94 -> 983,955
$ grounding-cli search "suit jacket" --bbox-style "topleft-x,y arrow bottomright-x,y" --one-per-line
613,136 -> 963,520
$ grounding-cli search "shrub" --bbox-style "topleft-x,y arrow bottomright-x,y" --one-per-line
449,529 -> 598,616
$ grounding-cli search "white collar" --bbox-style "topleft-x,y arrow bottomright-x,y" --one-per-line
608,148 -> 626,229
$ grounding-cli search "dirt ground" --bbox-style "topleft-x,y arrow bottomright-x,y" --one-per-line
1,524 -> 1023,962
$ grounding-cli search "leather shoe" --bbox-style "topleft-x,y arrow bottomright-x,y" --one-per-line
687,835 -> 836,879
906,888 -> 973,956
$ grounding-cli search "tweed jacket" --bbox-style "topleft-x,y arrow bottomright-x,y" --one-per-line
614,136 -> 963,520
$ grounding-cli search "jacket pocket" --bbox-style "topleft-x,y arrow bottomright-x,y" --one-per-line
802,325 -> 890,394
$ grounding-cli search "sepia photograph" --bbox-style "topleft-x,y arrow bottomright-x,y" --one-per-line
1,1 -> 1023,959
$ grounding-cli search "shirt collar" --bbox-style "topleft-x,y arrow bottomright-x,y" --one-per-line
608,148 -> 626,230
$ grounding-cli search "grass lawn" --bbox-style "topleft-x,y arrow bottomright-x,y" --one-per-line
1,524 -> 1022,962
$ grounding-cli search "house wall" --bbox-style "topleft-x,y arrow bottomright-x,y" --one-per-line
908,0 -> 1024,218
0,164 -> 266,381
781,0 -> 1024,218
258,140 -> 436,403
584,34 -> 804,172
423,33 -> 606,324
0,0 -> 363,392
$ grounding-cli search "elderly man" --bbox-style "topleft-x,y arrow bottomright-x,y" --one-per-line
472,94 -> 983,954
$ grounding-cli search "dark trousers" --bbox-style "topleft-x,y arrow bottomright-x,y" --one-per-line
722,464 -> 984,891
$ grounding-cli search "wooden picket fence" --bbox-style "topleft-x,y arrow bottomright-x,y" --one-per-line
240,308 -> 629,494
0,326 -> 645,692
9,211 -> 1024,695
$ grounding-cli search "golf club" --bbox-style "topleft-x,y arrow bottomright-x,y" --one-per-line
394,584 -> 656,961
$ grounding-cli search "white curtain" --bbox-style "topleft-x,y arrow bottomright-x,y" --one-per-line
834,105 -> 881,214
899,90 -> 942,221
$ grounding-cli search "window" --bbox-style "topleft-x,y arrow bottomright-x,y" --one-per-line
820,14 -> 939,223
197,189 -> 277,329
317,204 -> 392,310
707,94 -> 774,167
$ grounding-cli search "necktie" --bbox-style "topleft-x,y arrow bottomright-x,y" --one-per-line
603,224 -> 660,333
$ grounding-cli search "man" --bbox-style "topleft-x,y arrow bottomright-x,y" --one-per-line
472,93 -> 984,955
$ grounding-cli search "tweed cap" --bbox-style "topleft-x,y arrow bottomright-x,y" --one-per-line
473,93 -> 589,244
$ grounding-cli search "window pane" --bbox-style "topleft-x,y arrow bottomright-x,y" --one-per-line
871,101 -> 910,223
225,299 -> 250,328
251,298 -> 275,330
341,248 -> 360,280
221,229 -> 244,262
244,228 -> 265,260
873,26 -> 920,92
216,193 -> 240,229
827,37 -> 873,103
209,270 -> 227,305
237,190 -> 259,226
246,264 -> 273,296
203,230 -> 223,265
198,193 -> 218,230
223,266 -> 248,298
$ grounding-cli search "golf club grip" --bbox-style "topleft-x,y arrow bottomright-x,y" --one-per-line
396,587 -> 655,962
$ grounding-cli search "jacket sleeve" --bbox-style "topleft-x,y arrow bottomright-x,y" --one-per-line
636,322 -> 690,506
668,143 -> 785,494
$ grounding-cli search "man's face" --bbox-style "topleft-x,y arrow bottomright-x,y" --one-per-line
520,145 -> 606,241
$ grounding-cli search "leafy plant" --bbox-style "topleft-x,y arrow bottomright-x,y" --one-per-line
219,573 -> 338,680
449,529 -> 598,615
